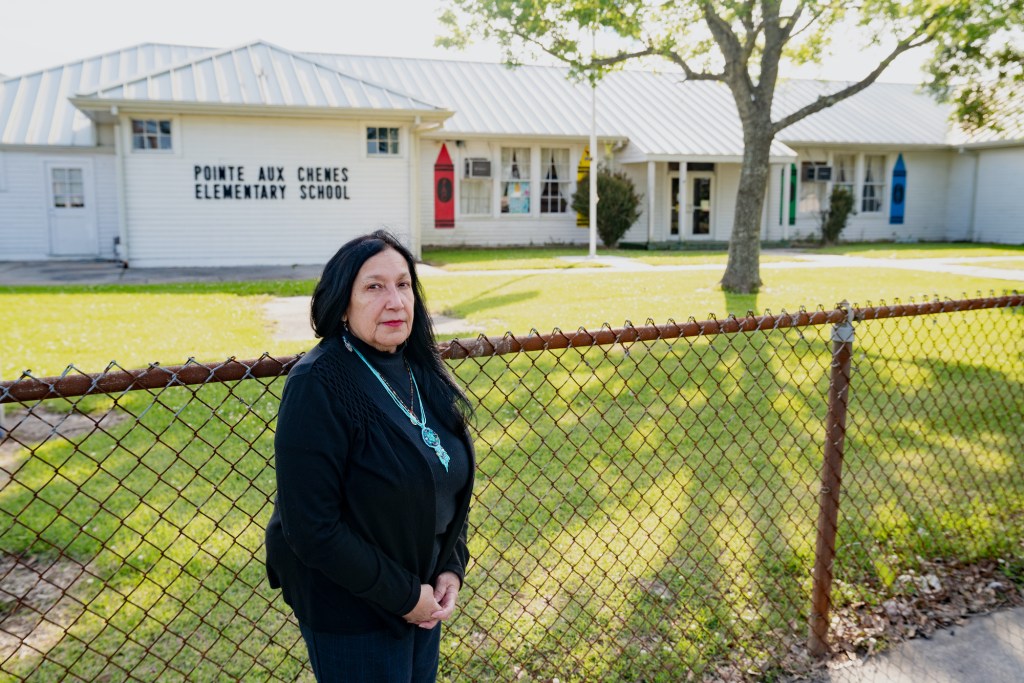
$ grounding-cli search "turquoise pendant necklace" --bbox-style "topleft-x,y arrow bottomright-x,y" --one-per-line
343,336 -> 450,472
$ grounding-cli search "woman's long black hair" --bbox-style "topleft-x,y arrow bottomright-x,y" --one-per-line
310,230 -> 472,429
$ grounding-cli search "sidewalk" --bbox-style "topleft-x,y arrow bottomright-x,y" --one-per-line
0,260 -> 324,285
806,608 -> 1024,682
1,252 -> 1022,285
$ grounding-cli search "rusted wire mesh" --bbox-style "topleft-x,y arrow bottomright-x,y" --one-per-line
0,295 -> 1021,682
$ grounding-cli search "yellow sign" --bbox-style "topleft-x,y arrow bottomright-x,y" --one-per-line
576,146 -> 590,227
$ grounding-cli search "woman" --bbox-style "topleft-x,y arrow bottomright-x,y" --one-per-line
265,230 -> 474,682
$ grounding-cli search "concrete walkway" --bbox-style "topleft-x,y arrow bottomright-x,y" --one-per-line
1,251 -> 1022,284
807,608 -> 1024,683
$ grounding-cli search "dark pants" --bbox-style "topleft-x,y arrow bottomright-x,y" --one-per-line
298,622 -> 441,683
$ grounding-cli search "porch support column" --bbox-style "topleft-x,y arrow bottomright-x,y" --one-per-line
678,164 -> 687,240
782,162 -> 792,241
647,161 -> 656,244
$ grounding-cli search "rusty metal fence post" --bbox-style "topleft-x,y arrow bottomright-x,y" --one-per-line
809,301 -> 855,657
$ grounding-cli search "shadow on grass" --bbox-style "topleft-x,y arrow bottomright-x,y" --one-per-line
1,303 -> 1020,681
831,313 -> 1024,598
443,274 -> 540,320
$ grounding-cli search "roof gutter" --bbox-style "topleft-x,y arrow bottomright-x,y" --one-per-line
69,98 -> 454,124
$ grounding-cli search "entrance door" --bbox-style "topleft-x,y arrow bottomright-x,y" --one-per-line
46,162 -> 98,256
688,174 -> 713,237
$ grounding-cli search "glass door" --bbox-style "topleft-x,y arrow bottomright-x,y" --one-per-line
689,175 -> 713,236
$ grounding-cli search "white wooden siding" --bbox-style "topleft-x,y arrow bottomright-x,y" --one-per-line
944,154 -> 977,241
973,148 -> 1024,244
0,149 -> 118,260
120,115 -> 412,267
418,139 -> 591,247
770,149 -> 961,243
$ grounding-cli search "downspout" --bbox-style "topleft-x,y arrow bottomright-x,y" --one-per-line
112,107 -> 129,267
409,117 -> 421,259
410,117 -> 443,260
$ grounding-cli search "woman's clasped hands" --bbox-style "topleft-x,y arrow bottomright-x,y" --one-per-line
404,571 -> 460,629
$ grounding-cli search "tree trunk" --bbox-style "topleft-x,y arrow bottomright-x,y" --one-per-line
720,126 -> 774,293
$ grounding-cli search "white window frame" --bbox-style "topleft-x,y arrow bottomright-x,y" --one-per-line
500,146 -> 532,215
798,161 -> 828,216
832,153 -> 856,200
129,118 -> 174,152
50,167 -> 86,208
861,154 -> 886,214
539,147 -> 572,215
365,125 -> 403,158
459,175 -> 493,217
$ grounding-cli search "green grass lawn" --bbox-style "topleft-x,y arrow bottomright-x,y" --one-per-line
2,301 -> 1021,681
422,246 -> 808,270
808,242 -> 1024,259
3,266 -> 1020,379
1,247 -> 1022,679
422,243 -> 1024,271
974,258 -> 1024,270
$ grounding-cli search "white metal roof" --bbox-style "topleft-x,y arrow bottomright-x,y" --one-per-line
1,40 -> 1006,155
773,80 -> 953,147
74,42 -> 446,116
309,54 -> 796,157
311,53 -> 608,138
0,43 -> 211,146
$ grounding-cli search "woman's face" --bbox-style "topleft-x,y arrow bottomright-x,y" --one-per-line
344,247 -> 415,353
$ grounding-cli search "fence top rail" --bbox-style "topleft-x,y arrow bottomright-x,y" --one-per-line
2,294 -> 1019,403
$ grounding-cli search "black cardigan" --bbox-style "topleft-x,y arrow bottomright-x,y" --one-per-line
264,336 -> 475,635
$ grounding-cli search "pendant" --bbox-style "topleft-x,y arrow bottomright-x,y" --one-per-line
421,427 -> 450,471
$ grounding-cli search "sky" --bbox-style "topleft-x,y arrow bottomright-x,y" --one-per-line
0,0 -> 929,83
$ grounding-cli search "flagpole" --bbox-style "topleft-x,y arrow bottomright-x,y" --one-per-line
588,27 -> 598,259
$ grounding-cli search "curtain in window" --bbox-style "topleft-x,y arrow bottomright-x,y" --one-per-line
861,155 -> 885,212
540,148 -> 570,213
834,154 -> 855,197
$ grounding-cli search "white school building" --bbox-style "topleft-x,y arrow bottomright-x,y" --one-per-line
0,41 -> 1021,267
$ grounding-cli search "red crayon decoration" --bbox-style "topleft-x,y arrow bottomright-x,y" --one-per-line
434,145 -> 455,229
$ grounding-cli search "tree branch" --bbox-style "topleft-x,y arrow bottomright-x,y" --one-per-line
590,47 -> 659,69
660,49 -> 727,81
772,35 -> 931,133
701,1 -> 754,94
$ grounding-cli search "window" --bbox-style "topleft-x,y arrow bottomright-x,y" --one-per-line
460,176 -> 491,215
798,162 -> 826,214
52,168 -> 85,208
861,155 -> 886,213
367,127 -> 400,156
501,147 -> 530,214
539,148 -> 570,214
833,154 -> 855,198
131,119 -> 172,150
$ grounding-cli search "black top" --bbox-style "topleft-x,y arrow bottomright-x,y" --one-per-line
264,335 -> 474,636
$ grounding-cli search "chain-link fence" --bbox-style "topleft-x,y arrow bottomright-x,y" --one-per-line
1,295 -> 1021,682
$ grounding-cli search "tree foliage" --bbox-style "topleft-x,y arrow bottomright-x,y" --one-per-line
571,166 -> 643,248
439,0 -> 1024,292
820,186 -> 855,246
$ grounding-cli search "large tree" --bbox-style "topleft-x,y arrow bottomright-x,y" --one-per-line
439,0 -> 1023,293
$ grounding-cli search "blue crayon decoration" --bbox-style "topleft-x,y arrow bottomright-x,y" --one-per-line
890,154 -> 907,225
